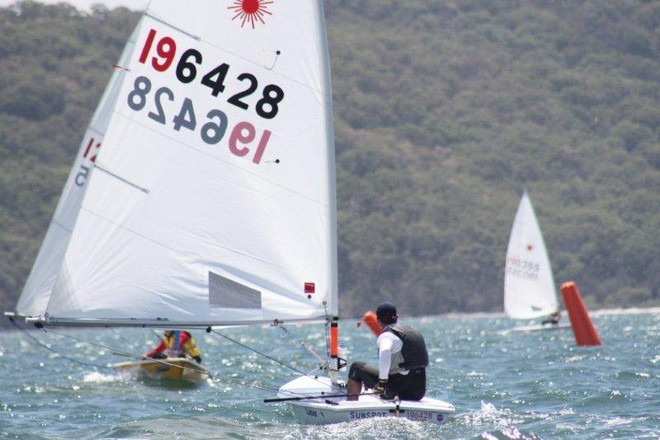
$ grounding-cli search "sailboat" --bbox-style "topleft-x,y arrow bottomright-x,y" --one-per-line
112,357 -> 209,384
504,191 -> 568,332
8,0 -> 454,424
111,330 -> 210,385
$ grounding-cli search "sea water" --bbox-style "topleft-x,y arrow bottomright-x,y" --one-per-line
0,310 -> 658,439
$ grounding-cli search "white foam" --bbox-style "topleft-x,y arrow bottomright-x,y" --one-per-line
82,371 -> 119,383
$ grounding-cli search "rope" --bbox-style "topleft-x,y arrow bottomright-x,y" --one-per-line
209,326 -> 346,395
44,327 -> 127,357
8,317 -> 107,369
276,325 -> 326,365
209,328 -> 314,378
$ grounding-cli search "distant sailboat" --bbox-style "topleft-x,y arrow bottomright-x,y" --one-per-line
504,191 -> 568,332
7,0 -> 454,424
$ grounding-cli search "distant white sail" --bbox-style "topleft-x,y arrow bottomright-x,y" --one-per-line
20,0 -> 338,327
504,191 -> 558,320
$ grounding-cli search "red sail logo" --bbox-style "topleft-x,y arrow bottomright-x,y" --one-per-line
228,0 -> 274,28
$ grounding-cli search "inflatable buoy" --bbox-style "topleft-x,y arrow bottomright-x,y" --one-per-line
362,311 -> 381,336
560,281 -> 602,346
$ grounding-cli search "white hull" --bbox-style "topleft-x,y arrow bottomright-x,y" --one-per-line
278,375 -> 455,425
510,322 -> 571,333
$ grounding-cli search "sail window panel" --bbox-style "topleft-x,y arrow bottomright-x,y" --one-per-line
208,271 -> 262,309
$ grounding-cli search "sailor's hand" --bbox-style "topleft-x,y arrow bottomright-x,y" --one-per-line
373,379 -> 388,396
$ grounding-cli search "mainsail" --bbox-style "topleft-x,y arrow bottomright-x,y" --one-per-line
504,191 -> 558,320
19,0 -> 338,328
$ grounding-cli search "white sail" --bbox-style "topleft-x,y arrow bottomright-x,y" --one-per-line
24,0 -> 338,327
15,23 -> 142,318
504,191 -> 558,320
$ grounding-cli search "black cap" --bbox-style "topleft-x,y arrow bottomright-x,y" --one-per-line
376,302 -> 397,320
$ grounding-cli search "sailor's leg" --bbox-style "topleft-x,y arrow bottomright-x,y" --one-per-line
347,361 -> 378,401
346,378 -> 361,401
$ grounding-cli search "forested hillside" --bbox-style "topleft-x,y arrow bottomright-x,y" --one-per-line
1,0 -> 658,327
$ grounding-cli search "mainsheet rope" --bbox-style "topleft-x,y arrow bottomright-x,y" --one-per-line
8,316 -> 107,369
206,327 -> 342,396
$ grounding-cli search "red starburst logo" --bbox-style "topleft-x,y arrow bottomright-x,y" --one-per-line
228,0 -> 274,28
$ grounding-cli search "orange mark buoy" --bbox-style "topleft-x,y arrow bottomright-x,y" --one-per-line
362,311 -> 381,336
560,281 -> 602,346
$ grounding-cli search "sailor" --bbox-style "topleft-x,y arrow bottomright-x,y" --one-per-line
144,330 -> 203,364
541,311 -> 561,325
346,302 -> 428,401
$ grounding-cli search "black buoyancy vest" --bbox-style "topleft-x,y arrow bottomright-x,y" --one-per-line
386,325 -> 429,369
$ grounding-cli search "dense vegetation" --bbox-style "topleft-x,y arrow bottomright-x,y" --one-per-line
0,0 -> 658,328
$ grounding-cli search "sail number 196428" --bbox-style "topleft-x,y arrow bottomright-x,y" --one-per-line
127,28 -> 283,165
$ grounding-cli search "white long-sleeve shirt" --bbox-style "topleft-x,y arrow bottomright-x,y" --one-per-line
376,328 -> 407,380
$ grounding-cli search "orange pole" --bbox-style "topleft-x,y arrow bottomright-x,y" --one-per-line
560,281 -> 602,346
330,320 -> 339,357
362,311 -> 381,336
327,317 -> 340,376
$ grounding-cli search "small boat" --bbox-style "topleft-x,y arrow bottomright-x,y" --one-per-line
276,374 -> 454,425
112,358 -> 209,385
504,191 -> 569,332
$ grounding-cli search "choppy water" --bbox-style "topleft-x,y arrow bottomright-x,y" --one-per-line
1,310 -> 658,439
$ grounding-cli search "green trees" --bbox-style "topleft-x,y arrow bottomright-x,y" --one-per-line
326,0 -> 659,315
